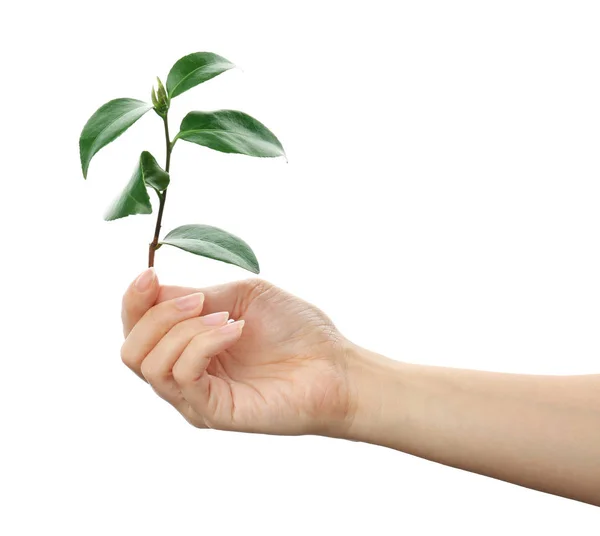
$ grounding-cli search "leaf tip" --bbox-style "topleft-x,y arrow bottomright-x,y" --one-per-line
103,209 -> 116,222
247,256 -> 260,274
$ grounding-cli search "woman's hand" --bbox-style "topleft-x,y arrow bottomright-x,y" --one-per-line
121,269 -> 355,436
120,269 -> 600,506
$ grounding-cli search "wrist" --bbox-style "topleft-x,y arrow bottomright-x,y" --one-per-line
338,343 -> 408,444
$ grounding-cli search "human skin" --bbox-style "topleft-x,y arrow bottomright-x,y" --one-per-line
121,268 -> 600,507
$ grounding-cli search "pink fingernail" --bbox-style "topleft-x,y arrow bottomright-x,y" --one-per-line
175,292 -> 204,311
217,319 -> 245,339
135,268 -> 155,292
201,311 -> 229,326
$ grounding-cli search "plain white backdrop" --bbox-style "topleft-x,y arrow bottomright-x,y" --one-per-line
1,0 -> 599,533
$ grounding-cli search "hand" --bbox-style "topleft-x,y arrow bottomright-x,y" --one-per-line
121,269 -> 355,436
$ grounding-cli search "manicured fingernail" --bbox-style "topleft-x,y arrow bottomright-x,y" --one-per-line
175,292 -> 204,311
217,319 -> 245,339
201,311 -> 229,326
135,268 -> 155,292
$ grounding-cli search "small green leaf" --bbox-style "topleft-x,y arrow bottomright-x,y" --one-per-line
104,151 -> 169,221
104,160 -> 152,221
176,110 -> 285,158
80,98 -> 152,178
160,224 -> 260,274
140,151 -> 170,191
166,52 -> 235,99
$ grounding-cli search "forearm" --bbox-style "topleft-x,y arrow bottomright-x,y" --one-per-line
342,346 -> 600,506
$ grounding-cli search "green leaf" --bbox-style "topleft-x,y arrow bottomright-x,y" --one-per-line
140,151 -> 170,191
80,98 -> 152,178
160,224 -> 260,274
166,52 -> 235,99
104,151 -> 169,221
175,110 -> 286,158
104,160 -> 151,221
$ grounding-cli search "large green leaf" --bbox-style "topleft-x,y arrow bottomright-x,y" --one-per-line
80,98 -> 152,178
166,52 -> 235,99
104,151 -> 169,221
160,224 -> 260,274
175,110 -> 286,158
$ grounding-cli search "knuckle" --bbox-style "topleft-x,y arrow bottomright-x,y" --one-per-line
172,349 -> 200,386
172,365 -> 190,386
172,331 -> 208,386
120,341 -> 134,368
140,361 -> 157,382
241,278 -> 270,294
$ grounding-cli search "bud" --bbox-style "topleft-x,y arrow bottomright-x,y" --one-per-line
156,77 -> 168,104
151,77 -> 169,118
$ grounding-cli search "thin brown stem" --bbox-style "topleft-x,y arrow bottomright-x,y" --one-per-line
163,114 -> 172,173
148,114 -> 172,267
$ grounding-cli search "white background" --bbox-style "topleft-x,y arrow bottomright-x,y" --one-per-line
1,0 -> 599,533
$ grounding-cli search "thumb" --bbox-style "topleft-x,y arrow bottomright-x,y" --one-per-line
121,268 -> 160,337
156,279 -> 262,318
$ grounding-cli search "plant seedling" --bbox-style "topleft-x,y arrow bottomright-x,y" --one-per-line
79,52 -> 286,272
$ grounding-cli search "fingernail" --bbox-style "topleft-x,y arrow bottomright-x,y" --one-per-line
201,311 -> 229,326
217,319 -> 245,339
175,292 -> 204,311
135,268 -> 155,292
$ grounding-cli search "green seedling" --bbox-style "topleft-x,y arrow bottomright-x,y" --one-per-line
79,52 -> 286,272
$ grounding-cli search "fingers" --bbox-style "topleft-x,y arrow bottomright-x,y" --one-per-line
141,312 -> 230,405
122,268 -> 160,337
121,292 -> 206,379
173,320 -> 245,425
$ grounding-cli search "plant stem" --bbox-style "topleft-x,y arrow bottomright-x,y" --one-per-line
148,113 -> 172,267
